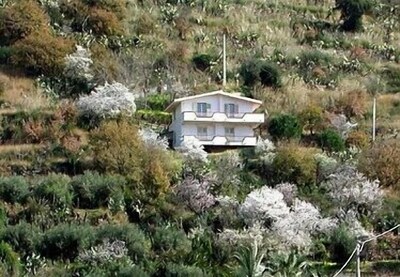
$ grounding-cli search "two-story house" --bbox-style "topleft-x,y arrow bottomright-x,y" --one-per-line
165,90 -> 265,148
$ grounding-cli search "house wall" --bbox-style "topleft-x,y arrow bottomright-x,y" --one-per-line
181,123 -> 254,138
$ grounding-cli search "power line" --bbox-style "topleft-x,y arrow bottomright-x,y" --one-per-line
332,224 -> 400,277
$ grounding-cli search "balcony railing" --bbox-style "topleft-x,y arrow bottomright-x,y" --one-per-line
183,135 -> 257,146
182,111 -> 264,123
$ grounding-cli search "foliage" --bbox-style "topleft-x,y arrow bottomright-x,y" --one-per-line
71,171 -> 126,209
192,53 -> 216,71
271,145 -> 317,187
318,129 -> 346,152
324,165 -> 383,216
11,31 -> 74,76
0,176 -> 30,204
358,139 -> 400,189
327,224 -> 357,263
268,113 -> 302,141
76,82 -> 136,120
265,251 -> 318,277
234,241 -> 266,277
95,224 -> 151,264
78,239 -> 129,266
239,59 -> 282,88
0,0 -> 49,46
33,173 -> 73,209
175,175 -> 216,213
145,93 -> 171,111
298,104 -> 324,135
335,0 -> 374,31
0,242 -> 21,276
39,224 -> 93,261
135,110 -> 172,125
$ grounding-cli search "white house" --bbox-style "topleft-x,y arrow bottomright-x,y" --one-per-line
165,90 -> 265,148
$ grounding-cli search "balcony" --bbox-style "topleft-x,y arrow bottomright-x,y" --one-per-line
183,135 -> 257,146
182,111 -> 264,124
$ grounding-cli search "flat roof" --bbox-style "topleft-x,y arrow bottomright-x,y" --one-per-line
165,90 -> 262,112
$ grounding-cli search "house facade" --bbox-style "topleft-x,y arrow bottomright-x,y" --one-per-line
165,90 -> 265,148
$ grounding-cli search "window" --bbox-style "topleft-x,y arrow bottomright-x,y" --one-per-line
225,127 -> 235,136
224,103 -> 238,117
197,102 -> 208,113
197,126 -> 208,137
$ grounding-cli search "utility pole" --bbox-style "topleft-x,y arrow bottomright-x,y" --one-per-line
356,242 -> 361,277
222,33 -> 227,88
372,96 -> 376,142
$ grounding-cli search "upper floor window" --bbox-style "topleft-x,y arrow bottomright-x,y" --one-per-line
197,102 -> 210,114
224,103 -> 239,117
197,126 -> 208,137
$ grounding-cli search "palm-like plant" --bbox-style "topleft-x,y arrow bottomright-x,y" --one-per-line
264,251 -> 318,277
234,240 -> 267,277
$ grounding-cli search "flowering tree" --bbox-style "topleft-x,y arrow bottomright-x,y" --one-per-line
239,186 -> 290,226
64,45 -> 93,82
254,137 -> 276,167
76,82 -> 136,119
275,183 -> 297,206
175,175 -> 216,213
272,200 -> 337,249
177,137 -> 208,177
139,128 -> 169,151
325,165 -> 383,216
78,239 -> 129,265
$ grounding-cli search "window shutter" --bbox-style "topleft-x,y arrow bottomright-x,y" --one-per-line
234,104 -> 239,113
206,103 -> 211,110
224,104 -> 228,113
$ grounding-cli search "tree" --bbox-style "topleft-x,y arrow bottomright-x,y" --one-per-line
334,0 -> 373,31
298,105 -> 324,135
268,114 -> 302,141
319,129 -> 345,152
239,59 -> 282,88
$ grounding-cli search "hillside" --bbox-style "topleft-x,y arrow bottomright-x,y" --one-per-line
0,0 -> 400,276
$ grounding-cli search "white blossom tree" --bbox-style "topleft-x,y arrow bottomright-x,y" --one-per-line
178,137 -> 208,162
239,186 -> 290,226
275,182 -> 298,206
255,137 -> 276,167
325,165 -> 383,216
65,45 -> 94,82
76,82 -> 136,119
139,128 -> 169,151
175,175 -> 216,213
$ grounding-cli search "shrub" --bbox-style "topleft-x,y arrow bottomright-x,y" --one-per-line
259,61 -> 282,88
318,129 -> 345,152
268,113 -> 302,141
135,110 -> 172,125
346,130 -> 369,148
164,263 -> 210,277
0,222 -> 40,258
328,225 -> 357,263
239,59 -> 282,88
381,65 -> 400,93
298,104 -> 324,135
32,174 -> 73,209
151,225 -> 192,263
192,53 -> 215,71
0,0 -> 49,46
11,31 -> 74,76
87,7 -> 124,36
239,58 -> 260,87
358,139 -> 400,189
0,176 -> 30,204
0,242 -> 21,276
39,224 -> 93,261
145,94 -> 171,111
71,171 -> 127,209
335,89 -> 367,118
335,0 -> 373,31
272,145 -> 318,187
95,224 -> 151,264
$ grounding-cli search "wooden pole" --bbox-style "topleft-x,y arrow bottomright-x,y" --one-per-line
356,243 -> 361,277
223,34 -> 227,88
372,97 -> 376,142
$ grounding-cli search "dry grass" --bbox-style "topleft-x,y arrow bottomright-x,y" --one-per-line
0,71 -> 51,111
0,143 -> 46,154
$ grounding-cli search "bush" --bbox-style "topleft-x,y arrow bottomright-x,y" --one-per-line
87,7 -> 124,36
0,222 -> 40,258
268,113 -> 302,141
0,242 -> 21,276
145,94 -> 171,111
328,225 -> 357,263
298,104 -> 324,135
135,110 -> 172,125
259,61 -> 282,88
32,174 -> 73,209
319,129 -> 345,152
0,176 -> 30,204
164,263 -> 210,277
336,0 -> 373,31
192,53 -> 215,71
71,171 -> 127,209
346,130 -> 369,149
381,65 -> 400,93
358,139 -> 400,189
11,31 -> 73,76
239,59 -> 282,88
39,224 -> 93,261
151,225 -> 192,263
272,145 -> 317,187
0,0 -> 49,46
95,224 -> 151,265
